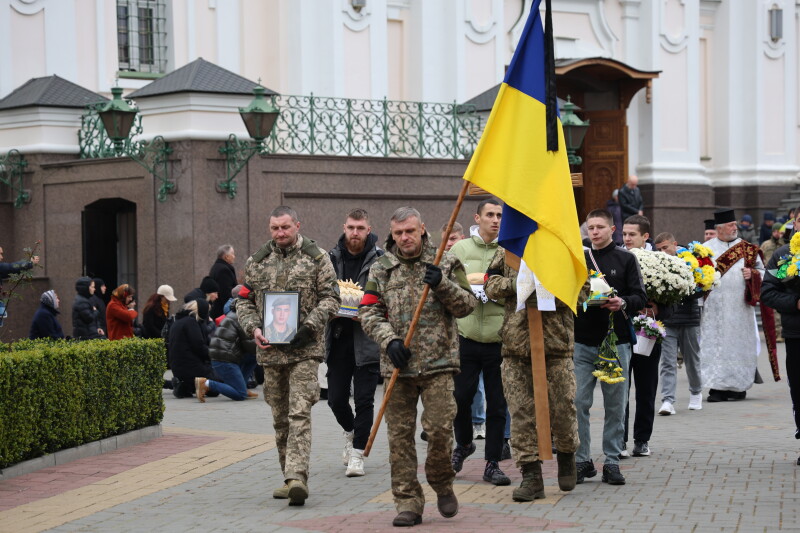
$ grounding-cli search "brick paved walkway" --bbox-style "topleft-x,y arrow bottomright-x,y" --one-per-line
1,340 -> 798,532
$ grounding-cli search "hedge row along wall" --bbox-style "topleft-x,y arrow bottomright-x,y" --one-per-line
0,338 -> 166,468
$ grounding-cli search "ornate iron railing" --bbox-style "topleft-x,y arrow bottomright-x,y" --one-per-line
0,149 -> 29,208
262,94 -> 481,159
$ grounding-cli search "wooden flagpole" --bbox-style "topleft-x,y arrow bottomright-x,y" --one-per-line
363,180 -> 471,457
504,250 -> 553,461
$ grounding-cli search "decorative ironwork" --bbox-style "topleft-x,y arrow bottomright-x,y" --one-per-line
0,150 -> 30,208
217,134 -> 263,199
78,103 -> 174,202
261,94 -> 481,159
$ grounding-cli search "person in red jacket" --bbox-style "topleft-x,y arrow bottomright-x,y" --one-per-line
106,284 -> 137,340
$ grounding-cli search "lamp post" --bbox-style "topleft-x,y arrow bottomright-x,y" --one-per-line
560,96 -> 589,166
96,86 -> 174,201
218,85 -> 281,198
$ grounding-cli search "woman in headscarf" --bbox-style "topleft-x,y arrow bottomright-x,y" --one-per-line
106,284 -> 137,340
29,290 -> 64,340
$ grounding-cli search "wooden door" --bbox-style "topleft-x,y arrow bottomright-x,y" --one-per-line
574,110 -> 627,220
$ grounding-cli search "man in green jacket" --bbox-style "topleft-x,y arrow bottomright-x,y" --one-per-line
448,198 -> 510,486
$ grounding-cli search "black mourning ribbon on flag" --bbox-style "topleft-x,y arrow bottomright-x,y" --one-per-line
544,0 -> 558,153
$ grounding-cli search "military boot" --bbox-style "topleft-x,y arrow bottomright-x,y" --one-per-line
512,461 -> 545,502
556,451 -> 577,491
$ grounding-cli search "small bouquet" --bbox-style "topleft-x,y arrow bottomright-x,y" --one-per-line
584,269 -> 614,309
629,248 -> 695,305
769,233 -> 800,292
632,314 -> 667,344
593,314 -> 625,384
336,279 -> 364,317
676,241 -> 720,293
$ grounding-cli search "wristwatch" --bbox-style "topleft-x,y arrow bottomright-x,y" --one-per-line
620,298 -> 628,311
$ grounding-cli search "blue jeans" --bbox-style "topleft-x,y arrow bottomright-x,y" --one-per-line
209,354 -> 258,401
574,342 -> 632,465
471,372 -> 486,425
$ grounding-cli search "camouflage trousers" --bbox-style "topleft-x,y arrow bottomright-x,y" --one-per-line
385,372 -> 457,515
263,358 -> 320,484
502,355 -> 578,466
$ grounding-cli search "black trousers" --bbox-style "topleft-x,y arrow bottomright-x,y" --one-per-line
624,344 -> 661,444
785,338 -> 800,438
326,346 -> 380,451
453,337 -> 507,461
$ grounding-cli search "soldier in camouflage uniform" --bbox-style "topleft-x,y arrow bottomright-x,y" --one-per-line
360,207 -> 476,528
484,248 -> 589,501
236,206 -> 340,506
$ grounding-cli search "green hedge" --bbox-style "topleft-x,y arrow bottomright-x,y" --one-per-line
0,338 -> 166,468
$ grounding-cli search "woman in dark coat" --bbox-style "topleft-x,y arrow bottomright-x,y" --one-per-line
168,299 -> 213,398
141,285 -> 177,339
72,277 -> 104,339
29,290 -> 64,340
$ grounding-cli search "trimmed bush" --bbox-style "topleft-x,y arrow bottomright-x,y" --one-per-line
0,338 -> 166,468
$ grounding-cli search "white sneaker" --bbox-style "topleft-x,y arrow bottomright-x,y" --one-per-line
473,423 -> 486,439
620,447 -> 630,458
688,393 -> 703,410
346,449 -> 365,477
342,430 -> 354,465
658,401 -> 676,416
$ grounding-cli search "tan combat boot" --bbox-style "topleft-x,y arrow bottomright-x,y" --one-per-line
512,460 -> 545,501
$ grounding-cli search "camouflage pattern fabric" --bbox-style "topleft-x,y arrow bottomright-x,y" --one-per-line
237,235 -> 340,366
263,358 -> 320,483
264,323 -> 295,344
484,248 -> 589,359
502,356 -> 578,464
359,233 -> 476,378
384,372 -> 457,514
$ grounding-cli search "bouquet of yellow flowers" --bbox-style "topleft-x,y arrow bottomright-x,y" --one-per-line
676,241 -> 720,293
769,233 -> 800,292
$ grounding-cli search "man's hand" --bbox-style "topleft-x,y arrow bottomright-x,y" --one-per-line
601,296 -> 625,312
289,324 -> 315,349
254,327 -> 271,350
742,267 -> 752,280
423,264 -> 443,288
386,339 -> 412,369
98,328 -> 105,336
31,256 -> 40,265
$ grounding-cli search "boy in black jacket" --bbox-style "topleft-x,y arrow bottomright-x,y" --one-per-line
573,209 -> 647,486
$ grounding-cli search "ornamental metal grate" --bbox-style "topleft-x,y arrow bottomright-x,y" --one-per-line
261,94 -> 481,159
78,101 -> 143,159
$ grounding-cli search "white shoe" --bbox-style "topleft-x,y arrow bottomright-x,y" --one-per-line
658,401 -> 676,416
688,393 -> 703,410
620,448 -> 630,458
342,430 -> 354,465
473,423 -> 486,439
346,449 -> 365,477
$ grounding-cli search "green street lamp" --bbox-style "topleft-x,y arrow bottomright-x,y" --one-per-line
218,85 -> 281,198
96,86 -> 174,201
560,95 -> 589,166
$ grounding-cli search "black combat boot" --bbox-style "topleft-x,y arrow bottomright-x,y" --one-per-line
556,451 -> 577,491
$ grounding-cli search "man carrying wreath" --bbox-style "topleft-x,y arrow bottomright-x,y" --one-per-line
700,208 -> 764,402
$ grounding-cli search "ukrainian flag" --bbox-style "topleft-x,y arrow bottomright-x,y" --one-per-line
463,0 -> 586,313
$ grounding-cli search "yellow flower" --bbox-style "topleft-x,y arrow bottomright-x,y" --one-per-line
791,233 -> 800,256
788,263 -> 798,277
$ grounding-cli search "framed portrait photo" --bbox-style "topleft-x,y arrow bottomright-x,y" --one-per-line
262,291 -> 300,345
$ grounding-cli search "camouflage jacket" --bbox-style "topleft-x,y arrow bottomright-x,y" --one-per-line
359,234 -> 476,378
484,248 -> 589,359
237,235 -> 340,366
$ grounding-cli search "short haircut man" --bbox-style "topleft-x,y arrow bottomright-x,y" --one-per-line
270,205 -> 299,222
217,244 -> 234,259
477,197 -> 502,215
441,222 -> 464,252
347,207 -> 369,222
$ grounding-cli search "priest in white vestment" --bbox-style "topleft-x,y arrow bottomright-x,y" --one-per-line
700,209 -> 764,402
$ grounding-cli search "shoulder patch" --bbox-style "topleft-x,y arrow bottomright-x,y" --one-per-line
378,254 -> 394,268
251,242 -> 273,263
301,238 -> 325,261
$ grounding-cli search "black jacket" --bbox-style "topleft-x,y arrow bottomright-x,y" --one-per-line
209,311 -> 255,364
618,185 -> 644,220
29,303 -> 64,340
575,243 -> 648,346
89,294 -> 107,331
72,277 -> 103,339
325,233 -> 383,367
761,244 -> 800,338
209,259 -> 237,319
168,310 -> 212,381
142,307 -> 167,339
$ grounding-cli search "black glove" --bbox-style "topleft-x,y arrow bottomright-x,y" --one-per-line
423,263 -> 443,288
386,339 -> 412,369
289,324 -> 315,349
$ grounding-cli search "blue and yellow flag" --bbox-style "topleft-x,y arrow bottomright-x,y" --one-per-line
463,0 -> 586,313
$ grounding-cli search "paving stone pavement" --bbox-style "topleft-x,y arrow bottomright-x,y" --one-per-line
1,339 -> 798,532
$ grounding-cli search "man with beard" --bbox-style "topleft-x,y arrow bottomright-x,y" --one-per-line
701,208 -> 764,402
326,208 -> 383,477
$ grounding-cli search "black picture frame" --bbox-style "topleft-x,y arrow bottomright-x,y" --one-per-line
262,291 -> 300,345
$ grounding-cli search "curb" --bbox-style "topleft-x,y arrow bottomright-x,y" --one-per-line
0,424 -> 163,481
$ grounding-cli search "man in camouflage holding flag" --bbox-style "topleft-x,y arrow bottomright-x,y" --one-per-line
484,250 -> 589,501
360,206 -> 476,527
236,206 -> 340,507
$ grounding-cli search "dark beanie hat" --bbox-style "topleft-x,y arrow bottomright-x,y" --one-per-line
199,276 -> 219,294
764,211 -> 775,221
195,298 -> 210,321
92,277 -> 105,289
